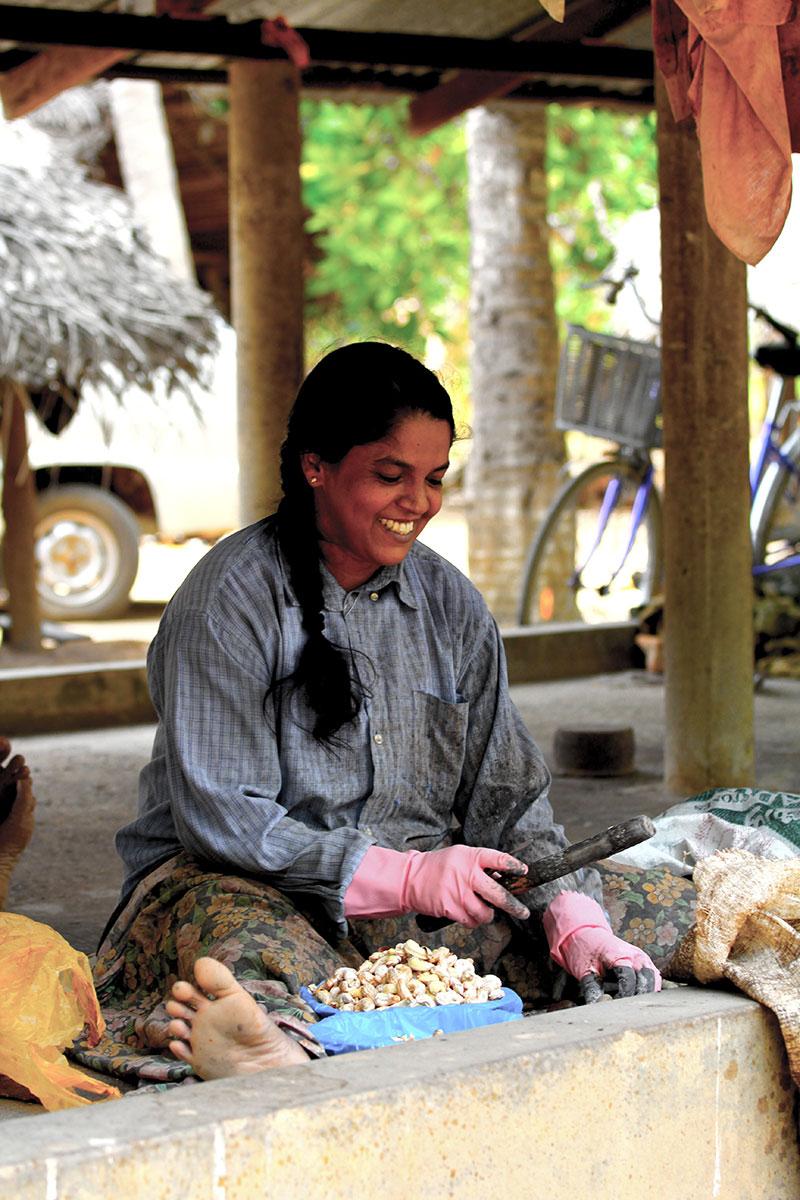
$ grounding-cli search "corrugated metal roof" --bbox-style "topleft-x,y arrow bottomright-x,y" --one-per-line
222,0 -> 545,39
0,0 -> 653,104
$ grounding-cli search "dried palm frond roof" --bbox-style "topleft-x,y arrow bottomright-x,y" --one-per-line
24,81 -> 113,171
0,93 -> 219,398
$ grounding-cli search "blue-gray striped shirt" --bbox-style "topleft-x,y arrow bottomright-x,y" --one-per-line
116,518 -> 600,931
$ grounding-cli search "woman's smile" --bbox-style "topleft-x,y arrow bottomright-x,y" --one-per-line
379,517 -> 416,538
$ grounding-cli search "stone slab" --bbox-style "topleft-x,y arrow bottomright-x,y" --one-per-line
503,620 -> 639,684
0,662 -> 155,734
1,988 -> 797,1198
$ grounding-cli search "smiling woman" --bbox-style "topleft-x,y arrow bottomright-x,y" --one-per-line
78,340 -> 659,1091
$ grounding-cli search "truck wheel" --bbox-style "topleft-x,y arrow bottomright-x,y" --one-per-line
34,485 -> 140,620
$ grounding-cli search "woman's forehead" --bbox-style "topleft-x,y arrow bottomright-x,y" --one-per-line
377,411 -> 453,451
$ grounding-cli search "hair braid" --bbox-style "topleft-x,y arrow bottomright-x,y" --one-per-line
275,445 -> 361,742
272,341 -> 455,745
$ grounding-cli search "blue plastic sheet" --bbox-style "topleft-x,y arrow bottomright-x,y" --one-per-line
300,985 -> 523,1055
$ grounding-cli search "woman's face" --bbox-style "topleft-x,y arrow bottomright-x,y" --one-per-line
302,411 -> 452,590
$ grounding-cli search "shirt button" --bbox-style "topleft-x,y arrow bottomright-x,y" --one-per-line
369,592 -> 379,602
373,733 -> 383,745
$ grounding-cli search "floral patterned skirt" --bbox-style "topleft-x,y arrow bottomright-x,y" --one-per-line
71,851 -> 697,1086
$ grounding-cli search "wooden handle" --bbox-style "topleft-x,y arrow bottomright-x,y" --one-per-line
524,814 -> 656,888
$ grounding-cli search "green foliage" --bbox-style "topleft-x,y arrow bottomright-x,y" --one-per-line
547,106 -> 658,329
300,99 -> 658,359
300,99 -> 468,365
199,93 -> 657,412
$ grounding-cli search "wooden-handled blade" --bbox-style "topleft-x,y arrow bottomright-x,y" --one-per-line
521,814 -> 656,889
416,814 -> 656,934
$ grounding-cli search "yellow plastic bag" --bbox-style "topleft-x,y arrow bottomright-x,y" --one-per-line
0,912 -> 120,1110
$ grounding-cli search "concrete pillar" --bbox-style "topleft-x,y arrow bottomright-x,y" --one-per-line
656,76 -> 754,792
229,61 -> 304,524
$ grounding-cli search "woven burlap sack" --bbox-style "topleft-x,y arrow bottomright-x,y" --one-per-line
666,849 -> 800,1085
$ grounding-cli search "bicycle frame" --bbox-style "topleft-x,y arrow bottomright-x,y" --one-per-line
750,373 -> 800,577
569,456 -> 655,594
750,374 -> 797,495
546,291 -> 800,610
558,446 -> 653,596
570,370 -> 800,598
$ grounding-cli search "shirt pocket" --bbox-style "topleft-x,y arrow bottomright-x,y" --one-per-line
404,691 -> 469,842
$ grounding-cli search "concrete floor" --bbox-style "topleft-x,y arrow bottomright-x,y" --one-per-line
6,668 -> 800,956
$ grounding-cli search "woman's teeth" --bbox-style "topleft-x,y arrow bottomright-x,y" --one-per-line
380,518 -> 414,535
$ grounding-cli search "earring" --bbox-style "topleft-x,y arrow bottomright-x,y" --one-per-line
309,476 -> 318,485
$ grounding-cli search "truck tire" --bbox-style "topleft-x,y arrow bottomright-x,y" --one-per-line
34,485 -> 141,620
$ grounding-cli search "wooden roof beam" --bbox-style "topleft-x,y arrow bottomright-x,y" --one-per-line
410,70 -> 525,134
100,62 -> 653,107
0,46 -> 130,118
0,0 -> 221,118
409,0 -> 652,132
0,6 -> 653,77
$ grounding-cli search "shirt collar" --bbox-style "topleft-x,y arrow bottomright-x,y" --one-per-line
320,559 -> 418,611
278,538 -> 419,611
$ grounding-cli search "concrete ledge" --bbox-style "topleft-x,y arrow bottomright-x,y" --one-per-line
0,624 -> 641,734
1,988 -> 797,1198
502,620 -> 639,683
0,661 -> 154,735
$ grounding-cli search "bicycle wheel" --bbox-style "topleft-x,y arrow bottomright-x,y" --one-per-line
517,458 -> 663,625
751,428 -> 800,597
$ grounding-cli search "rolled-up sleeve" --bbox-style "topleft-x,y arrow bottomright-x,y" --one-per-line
154,605 -> 373,930
455,610 -> 603,911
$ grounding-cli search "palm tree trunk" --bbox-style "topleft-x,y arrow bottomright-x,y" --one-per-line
465,102 -> 564,624
1,383 -> 41,651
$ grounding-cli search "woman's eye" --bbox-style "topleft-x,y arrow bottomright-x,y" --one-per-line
427,477 -> 445,488
376,473 -> 402,484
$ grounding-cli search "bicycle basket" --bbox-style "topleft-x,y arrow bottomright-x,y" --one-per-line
556,325 -> 662,450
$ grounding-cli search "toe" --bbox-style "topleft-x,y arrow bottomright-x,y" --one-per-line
167,1018 -> 193,1042
193,956 -> 240,999
168,1039 -> 193,1064
171,979 -> 205,1008
165,998 -> 196,1022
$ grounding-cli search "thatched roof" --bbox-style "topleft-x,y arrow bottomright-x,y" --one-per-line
24,80 -> 113,171
0,87 -> 219,398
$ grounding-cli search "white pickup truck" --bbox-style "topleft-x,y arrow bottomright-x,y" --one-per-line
26,328 -> 240,620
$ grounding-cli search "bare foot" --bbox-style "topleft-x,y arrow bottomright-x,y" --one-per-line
165,957 -> 310,1080
0,738 -> 35,910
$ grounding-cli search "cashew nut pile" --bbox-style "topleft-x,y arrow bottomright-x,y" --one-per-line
309,939 -> 504,1012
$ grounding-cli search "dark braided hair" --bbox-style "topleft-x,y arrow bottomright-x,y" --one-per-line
275,342 -> 455,744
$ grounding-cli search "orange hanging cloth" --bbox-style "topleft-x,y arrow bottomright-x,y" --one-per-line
653,0 -> 800,264
261,16 -> 311,69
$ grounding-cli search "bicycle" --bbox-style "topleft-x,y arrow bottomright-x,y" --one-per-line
516,292 -> 800,626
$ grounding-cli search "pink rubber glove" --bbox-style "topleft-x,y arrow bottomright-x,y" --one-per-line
543,891 -> 662,1003
344,844 -> 530,928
